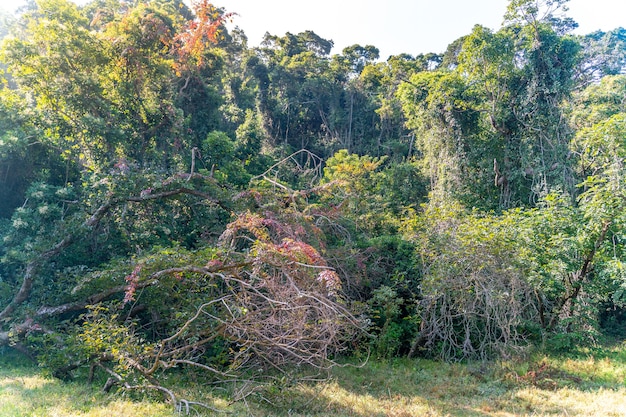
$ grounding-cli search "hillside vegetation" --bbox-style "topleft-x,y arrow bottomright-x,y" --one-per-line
0,0 -> 625,412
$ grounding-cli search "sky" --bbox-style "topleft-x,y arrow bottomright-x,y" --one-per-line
217,0 -> 625,59
1,0 -> 624,59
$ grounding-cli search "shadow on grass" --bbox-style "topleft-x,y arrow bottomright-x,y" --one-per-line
3,347 -> 626,417
240,359 -> 507,417
257,355 -> 626,417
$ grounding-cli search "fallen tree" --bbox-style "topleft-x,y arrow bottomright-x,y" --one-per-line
0,173 -> 363,412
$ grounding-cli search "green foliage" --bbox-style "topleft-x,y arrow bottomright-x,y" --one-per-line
401,0 -> 585,208
368,285 -> 417,359
576,29 -> 626,84
398,70 -> 491,207
1,2 -> 626,413
1,182 -> 78,263
202,131 -> 251,186
322,149 -> 383,187
318,150 -> 394,237
570,75 -> 626,128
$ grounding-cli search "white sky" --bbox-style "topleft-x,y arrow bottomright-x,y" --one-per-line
218,0 -> 625,59
1,0 -> 624,59
222,0 -> 509,58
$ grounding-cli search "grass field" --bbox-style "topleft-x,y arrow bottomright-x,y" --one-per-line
2,344 -> 626,416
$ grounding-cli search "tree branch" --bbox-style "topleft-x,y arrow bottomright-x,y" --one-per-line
0,185 -> 221,322
548,220 -> 613,329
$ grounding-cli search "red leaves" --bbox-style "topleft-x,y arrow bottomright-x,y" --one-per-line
276,238 -> 323,265
123,264 -> 143,304
219,211 -> 341,296
205,259 -> 223,270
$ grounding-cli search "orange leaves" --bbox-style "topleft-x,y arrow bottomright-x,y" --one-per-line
173,0 -> 236,70
219,211 -> 273,246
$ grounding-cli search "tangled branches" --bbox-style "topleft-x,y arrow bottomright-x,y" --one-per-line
417,259 -> 535,361
410,205 -> 539,361
135,264 -> 356,377
79,211 -> 363,410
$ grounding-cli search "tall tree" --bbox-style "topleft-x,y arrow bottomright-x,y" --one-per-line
399,1 -> 581,209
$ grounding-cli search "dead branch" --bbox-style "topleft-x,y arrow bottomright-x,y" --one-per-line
251,149 -> 324,189
88,255 -> 364,408
36,285 -> 129,318
97,362 -> 226,414
418,238 -> 536,360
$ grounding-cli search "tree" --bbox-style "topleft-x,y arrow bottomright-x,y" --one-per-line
403,201 -> 538,360
576,28 -> 626,86
0,2 -> 363,409
398,0 -> 581,209
500,0 -> 580,204
340,44 -> 379,74
255,31 -> 341,155
70,206 -> 361,408
1,0 -> 234,169
398,70 -> 484,205
1,0 -> 114,166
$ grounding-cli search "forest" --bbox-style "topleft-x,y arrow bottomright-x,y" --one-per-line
0,0 -> 625,413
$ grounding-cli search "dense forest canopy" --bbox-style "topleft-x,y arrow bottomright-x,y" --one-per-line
0,0 -> 625,409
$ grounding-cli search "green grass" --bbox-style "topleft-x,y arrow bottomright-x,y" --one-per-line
2,345 -> 626,416
0,357 -> 172,417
